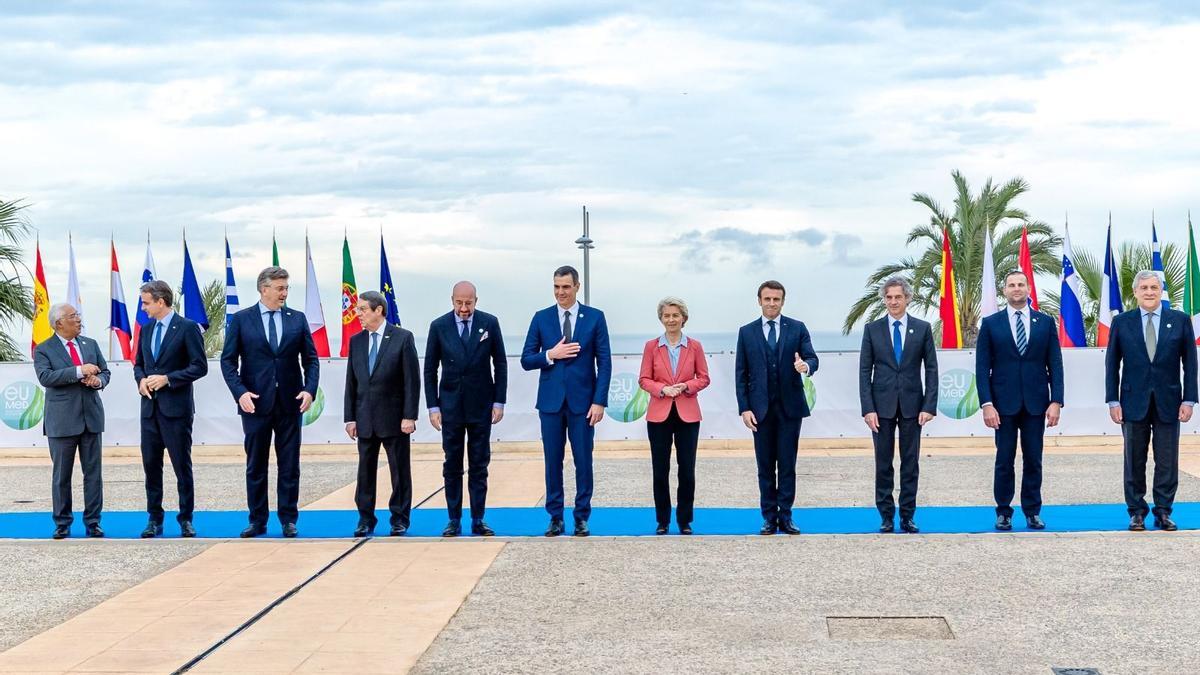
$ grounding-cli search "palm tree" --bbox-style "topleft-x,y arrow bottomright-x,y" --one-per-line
842,171 -> 1062,347
201,279 -> 226,357
0,200 -> 34,361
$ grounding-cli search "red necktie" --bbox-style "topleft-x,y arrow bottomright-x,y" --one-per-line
67,340 -> 83,367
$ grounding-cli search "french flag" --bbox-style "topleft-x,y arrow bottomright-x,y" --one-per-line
109,241 -> 133,360
1058,222 -> 1087,347
1097,216 -> 1122,347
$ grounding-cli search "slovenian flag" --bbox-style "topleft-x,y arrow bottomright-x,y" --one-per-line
1097,215 -> 1122,347
131,234 -> 157,357
1058,222 -> 1086,347
224,236 -> 239,331
109,240 -> 133,360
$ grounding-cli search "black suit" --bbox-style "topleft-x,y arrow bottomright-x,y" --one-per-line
133,313 -> 208,524
734,315 -> 819,522
344,323 -> 421,527
858,315 -> 937,521
1105,306 -> 1199,518
424,311 -> 507,522
220,304 -> 320,527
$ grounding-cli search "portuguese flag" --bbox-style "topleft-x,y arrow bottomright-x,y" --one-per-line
339,235 -> 362,357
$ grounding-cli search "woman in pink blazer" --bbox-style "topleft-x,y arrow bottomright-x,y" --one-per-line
638,297 -> 711,534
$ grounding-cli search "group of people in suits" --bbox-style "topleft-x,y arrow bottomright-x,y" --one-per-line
31,262 -> 1194,538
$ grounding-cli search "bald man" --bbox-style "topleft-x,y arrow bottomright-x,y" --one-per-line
425,281 -> 508,537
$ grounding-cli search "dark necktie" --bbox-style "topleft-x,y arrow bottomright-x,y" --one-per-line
767,319 -> 777,352
892,320 -> 903,365
267,310 -> 279,352
562,310 -> 573,342
368,332 -> 379,374
1014,310 -> 1027,355
152,322 -> 164,360
460,319 -> 470,344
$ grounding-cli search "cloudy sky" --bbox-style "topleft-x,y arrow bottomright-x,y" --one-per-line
3,1 -> 1200,353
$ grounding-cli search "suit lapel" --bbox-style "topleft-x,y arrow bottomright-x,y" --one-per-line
898,318 -> 917,366
48,336 -> 70,367
154,318 -> 184,362
1156,310 -> 1172,362
248,307 -> 270,350
463,315 -> 483,357
655,343 -> 673,382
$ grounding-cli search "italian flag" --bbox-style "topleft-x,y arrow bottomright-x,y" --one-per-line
939,226 -> 963,348
339,236 -> 362,357
1184,216 -> 1200,344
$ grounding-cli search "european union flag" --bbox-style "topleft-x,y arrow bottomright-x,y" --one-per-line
380,235 -> 401,326
181,237 -> 209,330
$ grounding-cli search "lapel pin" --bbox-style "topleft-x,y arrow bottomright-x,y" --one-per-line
908,329 -> 914,334
1167,323 -> 1172,328
1032,317 -> 1038,323
478,328 -> 484,333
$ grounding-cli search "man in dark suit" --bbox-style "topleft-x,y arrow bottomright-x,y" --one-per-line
220,266 -> 320,538
425,281 -> 507,537
735,280 -> 819,535
521,265 -> 612,537
858,276 -> 938,534
977,270 -> 1064,531
133,280 -> 208,538
344,291 -> 421,537
1105,270 -> 1197,531
33,303 -> 110,539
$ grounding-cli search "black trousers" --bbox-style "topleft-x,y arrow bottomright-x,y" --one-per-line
141,410 -> 195,524
355,434 -> 412,528
1123,395 -> 1179,517
873,413 -> 921,520
48,432 -> 103,527
646,406 -> 700,526
442,420 -> 491,521
242,404 -> 301,527
994,409 -> 1046,518
752,406 -> 801,521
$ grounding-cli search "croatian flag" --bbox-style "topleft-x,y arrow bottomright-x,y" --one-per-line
1058,223 -> 1086,347
131,235 -> 157,357
1097,216 -> 1122,347
109,241 -> 133,360
224,236 -> 239,331
1152,219 -> 1170,308
305,236 -> 332,357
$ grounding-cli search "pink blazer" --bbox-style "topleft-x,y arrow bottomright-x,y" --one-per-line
638,337 -> 711,423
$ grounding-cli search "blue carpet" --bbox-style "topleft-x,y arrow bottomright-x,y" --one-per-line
2,503 -> 1197,539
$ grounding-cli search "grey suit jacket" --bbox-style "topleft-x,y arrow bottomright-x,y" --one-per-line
33,335 -> 110,437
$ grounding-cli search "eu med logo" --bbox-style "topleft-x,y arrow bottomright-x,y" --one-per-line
606,373 -> 649,423
1,381 -> 44,430
301,387 -> 325,426
937,368 -> 980,419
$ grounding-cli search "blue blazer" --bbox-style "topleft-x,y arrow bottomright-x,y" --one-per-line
133,314 -> 209,419
734,315 -> 819,421
424,310 -> 508,424
220,306 -> 320,417
975,308 -> 1064,416
1105,306 -> 1198,422
520,304 -> 612,415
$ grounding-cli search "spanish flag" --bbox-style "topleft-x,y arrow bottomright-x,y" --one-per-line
939,226 -> 963,348
31,239 -> 52,356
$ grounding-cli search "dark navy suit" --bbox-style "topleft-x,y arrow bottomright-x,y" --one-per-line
521,303 -> 611,521
133,312 -> 208,525
220,304 -> 320,527
734,315 -> 819,522
976,307 -> 1064,518
1105,305 -> 1198,517
424,310 -> 507,522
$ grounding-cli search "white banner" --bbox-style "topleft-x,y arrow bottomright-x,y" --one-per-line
0,348 -> 1187,447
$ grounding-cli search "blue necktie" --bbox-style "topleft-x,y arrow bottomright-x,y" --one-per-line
152,322 -> 163,360
767,320 -> 777,352
267,310 -> 279,352
368,332 -> 379,374
892,320 -> 903,365
460,319 -> 470,343
1015,310 -> 1027,355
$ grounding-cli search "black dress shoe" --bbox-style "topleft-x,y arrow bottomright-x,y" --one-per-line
678,523 -> 693,535
995,515 -> 1013,531
240,524 -> 267,538
141,521 -> 163,538
1129,514 -> 1146,531
52,526 -> 70,540
353,522 -> 375,538
545,518 -> 564,537
442,521 -> 462,537
180,521 -> 196,538
1155,515 -> 1178,531
85,524 -> 104,538
879,518 -> 894,533
655,523 -> 669,535
899,519 -> 919,534
390,525 -> 407,536
573,519 -> 590,537
471,520 -> 495,536
281,523 -> 298,538
760,519 -> 778,535
778,519 -> 800,535
1026,515 -> 1046,530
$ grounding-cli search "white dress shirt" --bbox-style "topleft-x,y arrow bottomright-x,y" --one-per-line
1006,305 -> 1031,347
545,302 -> 581,366
56,334 -> 85,380
886,313 -> 908,351
760,314 -> 782,342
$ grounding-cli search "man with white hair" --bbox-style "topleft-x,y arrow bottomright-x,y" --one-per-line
33,303 -> 111,539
